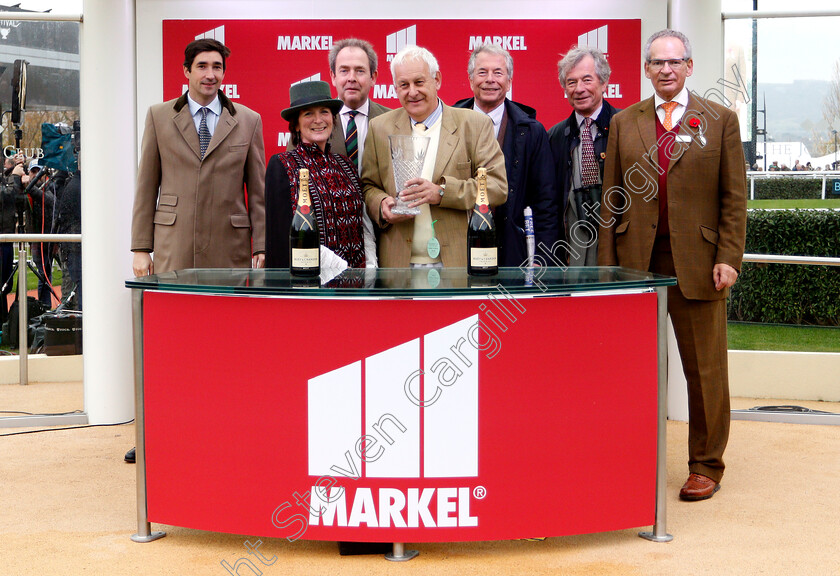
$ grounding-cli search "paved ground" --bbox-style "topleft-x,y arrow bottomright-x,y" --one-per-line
2,382 -> 839,576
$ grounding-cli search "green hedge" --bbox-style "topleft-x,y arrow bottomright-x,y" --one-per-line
728,209 -> 840,326
752,178 -> 822,200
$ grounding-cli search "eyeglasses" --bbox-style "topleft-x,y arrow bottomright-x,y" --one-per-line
647,59 -> 689,71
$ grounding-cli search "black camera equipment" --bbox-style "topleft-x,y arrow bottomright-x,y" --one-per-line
11,59 -> 28,149
1,165 -> 61,308
24,164 -> 48,194
72,119 -> 80,155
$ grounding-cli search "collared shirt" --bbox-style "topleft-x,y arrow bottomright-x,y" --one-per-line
473,100 -> 505,137
187,93 -> 222,137
654,86 -> 689,127
574,103 -> 604,140
410,99 -> 443,130
339,99 -> 371,163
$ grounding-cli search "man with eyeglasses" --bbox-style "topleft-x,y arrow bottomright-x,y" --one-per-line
455,43 -> 558,267
598,29 -> 747,501
548,46 -> 620,265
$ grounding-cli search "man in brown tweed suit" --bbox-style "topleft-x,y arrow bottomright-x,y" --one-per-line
598,29 -> 747,501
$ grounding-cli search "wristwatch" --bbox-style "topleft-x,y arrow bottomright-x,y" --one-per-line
438,181 -> 446,197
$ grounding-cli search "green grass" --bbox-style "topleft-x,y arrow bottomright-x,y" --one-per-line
728,322 -> 840,352
748,199 -> 840,209
10,263 -> 62,292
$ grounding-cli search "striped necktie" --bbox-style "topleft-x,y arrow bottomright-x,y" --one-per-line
345,111 -> 359,169
199,107 -> 211,158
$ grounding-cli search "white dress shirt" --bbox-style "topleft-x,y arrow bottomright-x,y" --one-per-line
186,93 -> 222,137
654,86 -> 690,127
473,100 -> 505,138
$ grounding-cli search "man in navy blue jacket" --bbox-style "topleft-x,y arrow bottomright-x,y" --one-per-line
548,46 -> 620,266
455,44 -> 558,267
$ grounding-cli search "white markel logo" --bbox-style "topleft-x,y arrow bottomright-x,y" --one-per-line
277,35 -> 334,51
291,73 -> 322,86
195,25 -> 224,44
308,316 -> 479,479
386,25 -> 417,59
578,24 -> 608,53
467,35 -> 528,51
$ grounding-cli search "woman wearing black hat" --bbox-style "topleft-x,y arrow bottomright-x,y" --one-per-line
265,80 -> 375,269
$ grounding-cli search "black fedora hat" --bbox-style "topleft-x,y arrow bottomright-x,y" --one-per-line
281,80 -> 343,121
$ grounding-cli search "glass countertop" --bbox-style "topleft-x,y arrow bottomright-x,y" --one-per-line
126,267 -> 676,298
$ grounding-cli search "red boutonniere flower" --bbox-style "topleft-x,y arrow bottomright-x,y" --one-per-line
688,118 -> 701,129
600,152 -> 606,160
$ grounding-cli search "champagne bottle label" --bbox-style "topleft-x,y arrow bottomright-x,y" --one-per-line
470,247 -> 497,267
292,248 -> 319,268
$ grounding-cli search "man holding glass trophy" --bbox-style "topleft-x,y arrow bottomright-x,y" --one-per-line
361,45 -> 507,269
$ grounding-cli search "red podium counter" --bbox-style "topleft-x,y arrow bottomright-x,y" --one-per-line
126,267 -> 676,553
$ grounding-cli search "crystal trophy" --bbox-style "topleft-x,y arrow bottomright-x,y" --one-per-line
389,134 -> 430,216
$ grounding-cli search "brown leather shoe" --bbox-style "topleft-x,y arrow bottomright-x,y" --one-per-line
679,473 -> 720,501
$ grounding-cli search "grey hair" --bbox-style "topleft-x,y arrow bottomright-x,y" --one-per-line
390,45 -> 439,82
467,43 -> 514,79
643,29 -> 692,61
328,38 -> 378,75
557,46 -> 611,85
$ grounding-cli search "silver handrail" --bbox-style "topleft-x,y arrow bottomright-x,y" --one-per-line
0,234 -> 81,385
0,11 -> 82,22
742,253 -> 840,266
746,171 -> 840,200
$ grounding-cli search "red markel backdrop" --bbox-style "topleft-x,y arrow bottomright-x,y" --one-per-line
162,19 -> 641,158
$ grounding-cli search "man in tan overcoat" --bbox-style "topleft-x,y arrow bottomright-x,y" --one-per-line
131,38 -> 266,276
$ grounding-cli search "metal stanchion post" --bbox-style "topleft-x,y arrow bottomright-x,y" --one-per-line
18,244 -> 27,385
640,286 -> 674,542
385,542 -> 419,562
130,289 -> 165,543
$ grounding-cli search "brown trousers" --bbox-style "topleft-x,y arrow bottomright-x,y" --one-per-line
651,239 -> 730,482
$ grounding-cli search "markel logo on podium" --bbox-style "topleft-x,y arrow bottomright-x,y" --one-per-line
305,315 -> 482,529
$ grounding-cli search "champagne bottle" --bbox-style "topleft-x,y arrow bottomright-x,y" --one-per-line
290,168 -> 320,277
467,167 -> 498,276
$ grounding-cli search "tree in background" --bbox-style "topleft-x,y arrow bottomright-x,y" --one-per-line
810,59 -> 840,158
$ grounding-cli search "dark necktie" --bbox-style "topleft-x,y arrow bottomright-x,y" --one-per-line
345,111 -> 359,169
579,117 -> 599,186
199,107 -> 211,158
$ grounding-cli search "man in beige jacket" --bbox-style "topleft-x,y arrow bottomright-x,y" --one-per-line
362,45 -> 506,268
131,38 -> 266,276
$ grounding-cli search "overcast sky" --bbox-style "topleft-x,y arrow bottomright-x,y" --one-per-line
723,1 -> 840,84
